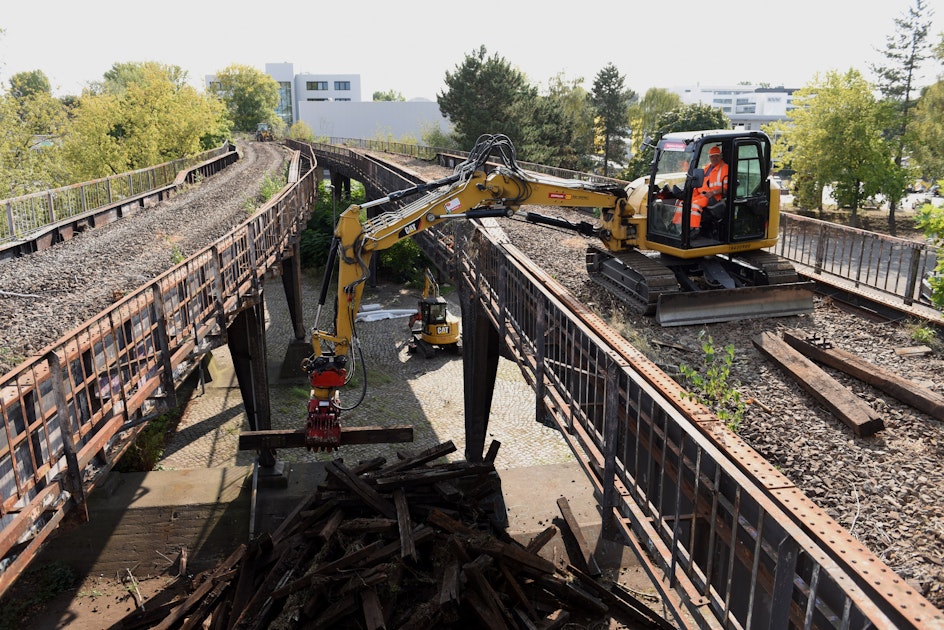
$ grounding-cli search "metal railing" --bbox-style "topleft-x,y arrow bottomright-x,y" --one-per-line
0,147 -> 316,596
322,137 -> 628,186
1,143 -> 235,248
462,236 -> 940,628
778,212 -> 939,309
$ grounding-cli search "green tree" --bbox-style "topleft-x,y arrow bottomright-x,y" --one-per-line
915,203 -> 944,306
61,64 -> 230,181
437,46 -> 535,150
870,0 -> 935,233
511,75 -> 594,169
373,89 -> 405,101
90,61 -> 190,96
420,123 -> 459,151
0,88 -> 70,197
212,64 -> 280,133
590,63 -> 635,177
621,103 -> 728,181
287,120 -> 315,142
8,70 -> 51,99
906,34 -> 944,191
909,80 -> 944,184
546,73 -> 595,171
786,70 -> 894,219
626,88 -> 683,155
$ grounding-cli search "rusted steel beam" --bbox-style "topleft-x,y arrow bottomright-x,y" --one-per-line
781,328 -> 944,421
238,426 -> 413,450
752,332 -> 885,437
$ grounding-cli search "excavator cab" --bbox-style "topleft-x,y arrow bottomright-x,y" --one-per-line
646,132 -> 773,252
408,269 -> 461,359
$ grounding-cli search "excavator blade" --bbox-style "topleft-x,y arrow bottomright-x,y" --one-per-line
655,281 -> 815,327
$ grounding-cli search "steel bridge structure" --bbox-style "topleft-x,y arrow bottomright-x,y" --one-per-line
0,140 -> 941,628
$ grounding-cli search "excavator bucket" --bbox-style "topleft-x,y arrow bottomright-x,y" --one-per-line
655,281 -> 815,327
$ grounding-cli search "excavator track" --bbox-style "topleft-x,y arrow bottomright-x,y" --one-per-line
586,246 -> 815,326
723,249 -> 800,285
585,246 -> 680,315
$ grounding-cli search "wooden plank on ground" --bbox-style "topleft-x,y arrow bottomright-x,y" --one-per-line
752,332 -> 884,436
782,329 -> 944,421
555,497 -> 601,577
238,425 -> 414,450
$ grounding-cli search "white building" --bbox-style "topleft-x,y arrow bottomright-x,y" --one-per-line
668,85 -> 797,130
206,63 -> 452,140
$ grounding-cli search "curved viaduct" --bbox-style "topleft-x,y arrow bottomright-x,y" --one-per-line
0,139 -> 941,629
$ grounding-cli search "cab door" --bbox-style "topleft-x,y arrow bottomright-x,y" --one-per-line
729,140 -> 770,242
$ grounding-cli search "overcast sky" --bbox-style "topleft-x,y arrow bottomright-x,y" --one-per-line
2,0 -> 941,101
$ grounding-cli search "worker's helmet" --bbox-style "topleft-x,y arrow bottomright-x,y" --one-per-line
708,146 -> 722,157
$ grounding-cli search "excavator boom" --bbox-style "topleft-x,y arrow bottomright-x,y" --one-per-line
242,132 -> 811,451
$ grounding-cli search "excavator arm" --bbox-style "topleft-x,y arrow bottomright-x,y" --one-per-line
302,134 -> 628,450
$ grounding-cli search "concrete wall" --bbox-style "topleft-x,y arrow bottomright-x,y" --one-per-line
298,100 -> 452,140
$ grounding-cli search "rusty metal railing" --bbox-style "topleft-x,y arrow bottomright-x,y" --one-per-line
0,148 -> 316,596
461,233 -> 942,629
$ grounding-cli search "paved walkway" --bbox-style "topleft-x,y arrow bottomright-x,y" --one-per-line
159,271 -> 577,471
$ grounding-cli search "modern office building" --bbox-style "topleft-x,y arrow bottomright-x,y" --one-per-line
206,63 -> 451,140
668,85 -> 797,130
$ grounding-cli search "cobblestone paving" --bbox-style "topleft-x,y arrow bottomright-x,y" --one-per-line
158,271 -> 577,471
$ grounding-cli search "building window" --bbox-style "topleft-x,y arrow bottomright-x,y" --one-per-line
277,82 -> 293,126
307,97 -> 328,102
208,81 -> 222,92
336,98 -> 351,102
307,81 -> 328,91
334,81 -> 351,91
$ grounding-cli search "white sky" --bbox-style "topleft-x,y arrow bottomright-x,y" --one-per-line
1,0 -> 941,101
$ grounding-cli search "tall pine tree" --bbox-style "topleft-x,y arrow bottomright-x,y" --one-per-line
870,0 -> 935,233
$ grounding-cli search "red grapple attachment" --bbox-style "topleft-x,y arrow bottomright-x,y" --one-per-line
306,398 -> 341,451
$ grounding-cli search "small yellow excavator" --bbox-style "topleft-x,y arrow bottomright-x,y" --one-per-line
408,268 -> 461,358
255,122 -> 273,142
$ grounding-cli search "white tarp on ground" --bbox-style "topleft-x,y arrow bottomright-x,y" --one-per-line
355,306 -> 416,322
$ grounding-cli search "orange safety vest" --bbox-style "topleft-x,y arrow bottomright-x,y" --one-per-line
671,201 -> 701,228
693,161 -> 729,210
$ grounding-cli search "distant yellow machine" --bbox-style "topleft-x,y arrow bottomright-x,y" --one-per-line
255,122 -> 274,142
408,268 -> 461,359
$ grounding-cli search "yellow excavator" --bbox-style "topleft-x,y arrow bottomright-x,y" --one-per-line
255,122 -> 274,142
300,133 -> 812,450
407,268 -> 461,359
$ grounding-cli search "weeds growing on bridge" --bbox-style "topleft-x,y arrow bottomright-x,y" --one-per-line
679,331 -> 746,432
